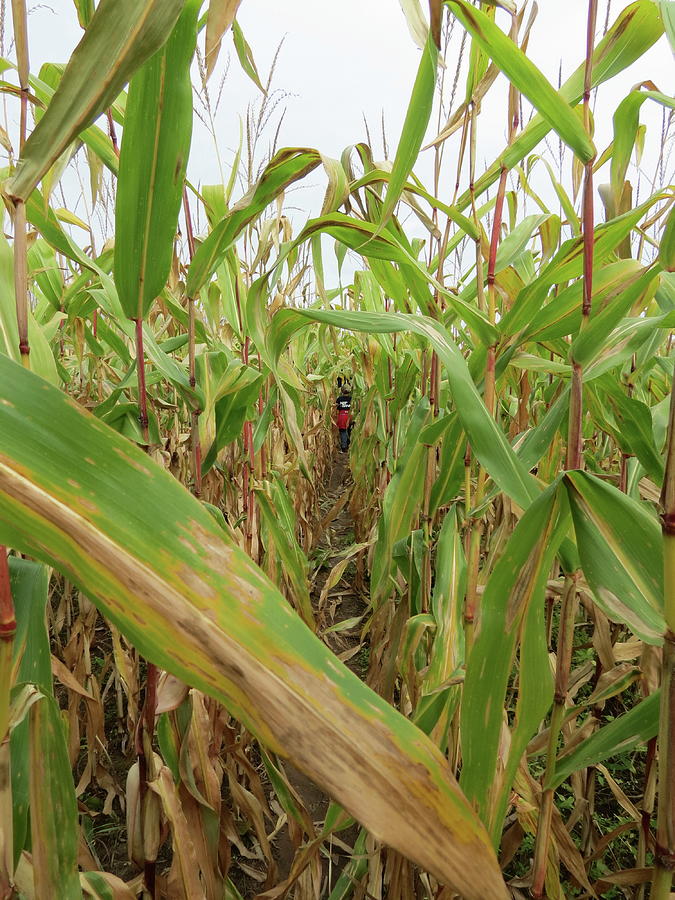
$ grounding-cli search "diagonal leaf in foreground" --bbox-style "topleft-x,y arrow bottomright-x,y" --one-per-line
0,356 -> 508,900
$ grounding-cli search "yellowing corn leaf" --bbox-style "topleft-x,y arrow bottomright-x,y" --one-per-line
0,356 -> 508,900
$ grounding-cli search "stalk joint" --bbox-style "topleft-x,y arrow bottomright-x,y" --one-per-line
655,844 -> 675,870
0,619 -> 16,639
661,512 -> 675,536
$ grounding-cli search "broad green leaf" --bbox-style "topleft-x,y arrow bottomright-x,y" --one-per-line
197,350 -> 262,472
29,694 -> 81,899
460,481 -> 567,839
9,558 -> 50,866
546,691 -> 660,790
270,306 -> 537,508
7,0 -> 185,202
445,0 -> 595,162
584,310 -> 675,382
0,356 -> 507,900
564,472 -> 665,644
379,32 -> 438,229
610,87 -> 675,207
370,398 -> 430,608
187,148 -> 322,296
453,1 -> 664,212
114,0 -> 200,321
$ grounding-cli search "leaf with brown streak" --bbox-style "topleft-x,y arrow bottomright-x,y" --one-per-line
0,356 -> 507,899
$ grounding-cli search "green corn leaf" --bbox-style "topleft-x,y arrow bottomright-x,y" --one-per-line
28,239 -> 64,310
370,398 -> 430,608
232,19 -> 265,94
445,0 -> 595,163
378,32 -> 438,229
73,0 -> 95,28
570,264 -> 660,366
453,0 -> 664,212
429,415 -> 466,515
187,148 -> 322,297
29,694 -> 81,899
0,356 -> 508,900
588,377 -> 665,484
7,0 -> 185,202
546,691 -> 660,791
610,87 -> 675,207
114,0 -> 200,321
564,472 -> 664,644
9,558 -> 51,867
460,480 -> 567,838
24,188 -> 101,276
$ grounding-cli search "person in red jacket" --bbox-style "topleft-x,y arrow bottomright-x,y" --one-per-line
335,383 -> 352,452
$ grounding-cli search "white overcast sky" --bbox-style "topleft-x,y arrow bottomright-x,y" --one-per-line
4,1 -> 674,277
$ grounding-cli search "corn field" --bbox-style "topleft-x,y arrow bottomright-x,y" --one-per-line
0,0 -> 673,897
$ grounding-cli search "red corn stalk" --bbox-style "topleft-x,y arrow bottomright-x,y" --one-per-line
0,547 -> 14,900
566,0 -> 598,470
135,317 -> 150,447
653,365 -> 675,898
